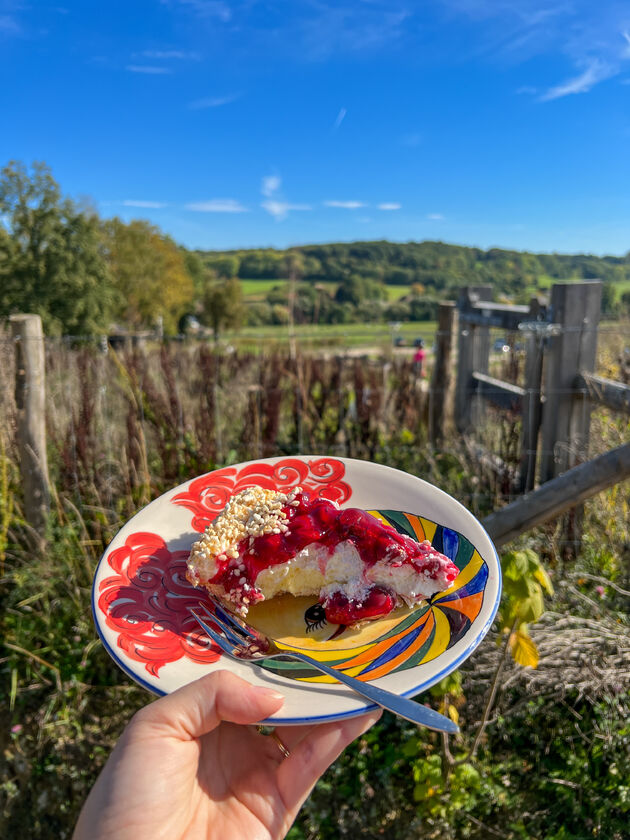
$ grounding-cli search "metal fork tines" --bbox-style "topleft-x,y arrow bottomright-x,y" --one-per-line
191,602 -> 270,658
188,599 -> 459,733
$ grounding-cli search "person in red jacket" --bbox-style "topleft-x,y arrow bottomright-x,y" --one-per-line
413,339 -> 426,378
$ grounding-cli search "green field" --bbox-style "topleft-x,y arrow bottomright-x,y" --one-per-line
239,278 -> 287,299
612,278 -> 630,300
239,277 -> 411,304
239,278 -> 340,301
224,319 -> 436,352
535,275 -> 630,301
383,284 -> 412,301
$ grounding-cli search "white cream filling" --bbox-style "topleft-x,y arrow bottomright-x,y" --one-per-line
191,530 -> 449,609
255,540 -> 364,599
367,559 -> 442,604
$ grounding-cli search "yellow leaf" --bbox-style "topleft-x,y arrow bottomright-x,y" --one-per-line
534,566 -> 554,596
448,704 -> 460,726
510,630 -> 539,668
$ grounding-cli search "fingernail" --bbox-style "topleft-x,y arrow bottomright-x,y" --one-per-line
257,687 -> 284,702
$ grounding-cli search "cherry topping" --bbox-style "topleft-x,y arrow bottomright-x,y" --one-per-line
322,586 -> 397,625
209,491 -> 459,621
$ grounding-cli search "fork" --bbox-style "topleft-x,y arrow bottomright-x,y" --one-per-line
189,600 -> 459,733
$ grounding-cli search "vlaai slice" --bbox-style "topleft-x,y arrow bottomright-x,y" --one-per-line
186,486 -> 459,626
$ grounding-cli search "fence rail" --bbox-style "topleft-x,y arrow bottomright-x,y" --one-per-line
577,371 -> 630,415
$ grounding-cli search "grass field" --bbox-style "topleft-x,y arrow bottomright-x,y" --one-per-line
383,284 -> 412,301
225,319 -> 436,351
535,275 -> 630,301
239,278 -> 288,299
612,278 -> 630,299
239,278 -> 340,300
239,278 -> 412,304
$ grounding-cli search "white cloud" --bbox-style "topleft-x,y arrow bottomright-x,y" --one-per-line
163,0 -> 231,22
188,94 -> 239,109
427,213 -> 445,220
140,49 -> 200,60
261,175 -> 281,197
324,200 -> 365,209
186,199 -> 248,213
262,200 -> 311,220
378,202 -> 401,210
439,2 -> 630,100
126,65 -> 172,74
0,15 -> 20,34
123,200 -> 168,208
333,107 -> 347,130
539,58 -> 614,101
298,6 -> 411,60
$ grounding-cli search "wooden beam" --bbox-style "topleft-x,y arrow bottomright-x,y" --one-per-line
9,314 -> 51,543
455,287 -> 492,432
576,372 -> 630,415
429,301 -> 457,446
482,442 -> 630,547
472,372 -> 525,412
460,302 -> 531,331
519,331 -> 544,493
539,281 -> 602,483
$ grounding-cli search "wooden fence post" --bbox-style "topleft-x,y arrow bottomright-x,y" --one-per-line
9,314 -> 51,542
518,328 -> 545,492
538,281 -> 602,553
539,282 -> 603,483
247,384 -> 263,459
455,287 -> 493,431
429,301 -> 456,445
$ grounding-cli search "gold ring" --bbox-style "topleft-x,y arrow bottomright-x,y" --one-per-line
256,725 -> 291,758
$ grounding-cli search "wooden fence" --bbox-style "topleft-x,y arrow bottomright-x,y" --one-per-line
6,289 -> 630,550
430,281 -> 630,547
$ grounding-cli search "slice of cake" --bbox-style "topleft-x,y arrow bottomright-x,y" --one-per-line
186,485 -> 459,626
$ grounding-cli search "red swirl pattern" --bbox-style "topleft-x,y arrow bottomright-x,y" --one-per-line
98,531 -> 221,676
98,459 -> 351,677
173,457 -> 352,532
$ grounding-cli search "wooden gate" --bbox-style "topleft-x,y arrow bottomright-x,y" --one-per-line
428,281 -> 630,546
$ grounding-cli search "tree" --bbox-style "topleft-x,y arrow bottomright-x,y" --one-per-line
103,219 -> 194,334
201,275 -> 244,341
0,160 -> 114,335
335,274 -> 385,306
213,255 -> 239,278
182,249 -> 206,297
601,282 -> 620,318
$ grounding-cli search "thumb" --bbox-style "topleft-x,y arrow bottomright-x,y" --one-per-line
133,670 -> 285,740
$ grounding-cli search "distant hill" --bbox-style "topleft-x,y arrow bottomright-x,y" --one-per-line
196,240 -> 630,303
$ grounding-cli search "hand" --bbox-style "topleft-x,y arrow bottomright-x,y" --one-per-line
73,670 -> 381,840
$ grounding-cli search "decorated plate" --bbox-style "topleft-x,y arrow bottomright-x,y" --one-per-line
92,456 -> 501,724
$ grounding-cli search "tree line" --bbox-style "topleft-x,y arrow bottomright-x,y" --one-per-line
202,241 -> 630,291
2,160 -> 629,337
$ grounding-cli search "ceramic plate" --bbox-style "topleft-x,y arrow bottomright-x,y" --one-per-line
92,456 -> 501,724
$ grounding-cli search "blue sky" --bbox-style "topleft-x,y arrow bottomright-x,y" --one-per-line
1,0 -> 629,254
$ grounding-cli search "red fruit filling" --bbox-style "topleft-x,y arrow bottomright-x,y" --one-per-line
208,491 -> 459,625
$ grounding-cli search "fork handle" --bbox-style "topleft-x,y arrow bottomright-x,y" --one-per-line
270,652 -> 459,733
